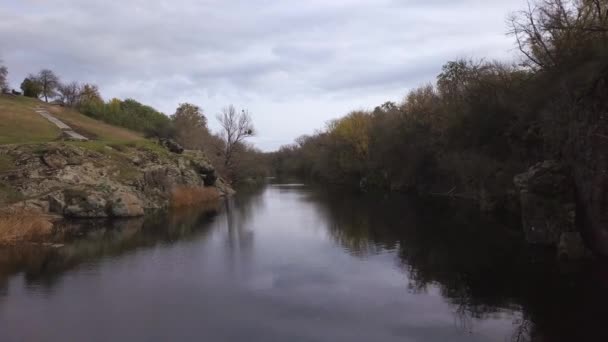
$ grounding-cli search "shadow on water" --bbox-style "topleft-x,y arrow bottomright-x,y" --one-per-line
300,186 -> 608,342
0,184 -> 607,341
0,201 -> 222,294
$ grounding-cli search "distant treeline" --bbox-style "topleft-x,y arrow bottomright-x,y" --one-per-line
269,0 -> 608,206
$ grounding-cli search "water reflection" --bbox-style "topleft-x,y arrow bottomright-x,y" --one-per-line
0,202 -> 221,294
302,187 -> 608,342
0,184 -> 607,341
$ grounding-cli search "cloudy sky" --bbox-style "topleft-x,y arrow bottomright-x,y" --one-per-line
1,0 -> 526,151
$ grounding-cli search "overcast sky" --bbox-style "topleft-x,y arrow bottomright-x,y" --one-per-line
1,0 -> 527,151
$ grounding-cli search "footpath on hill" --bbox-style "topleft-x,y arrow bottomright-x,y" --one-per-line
34,106 -> 88,141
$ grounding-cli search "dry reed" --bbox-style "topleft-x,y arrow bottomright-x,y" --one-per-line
0,208 -> 54,245
170,186 -> 220,208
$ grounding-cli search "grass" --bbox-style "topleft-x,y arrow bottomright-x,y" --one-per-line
170,186 -> 220,208
0,154 -> 15,173
0,95 -> 60,144
47,105 -> 143,142
0,208 -> 53,245
0,95 -> 144,145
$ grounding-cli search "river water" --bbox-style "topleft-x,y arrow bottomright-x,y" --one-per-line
1,183 -> 607,341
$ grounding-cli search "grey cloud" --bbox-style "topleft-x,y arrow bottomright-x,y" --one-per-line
1,0 -> 526,150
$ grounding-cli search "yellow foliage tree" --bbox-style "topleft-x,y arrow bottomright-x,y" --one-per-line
331,111 -> 371,161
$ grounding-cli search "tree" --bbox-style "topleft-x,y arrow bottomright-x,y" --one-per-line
216,105 -> 255,180
57,81 -> 82,107
36,69 -> 60,102
509,0 -> 608,70
79,83 -> 103,105
20,77 -> 42,98
0,61 -> 7,92
172,103 -> 209,149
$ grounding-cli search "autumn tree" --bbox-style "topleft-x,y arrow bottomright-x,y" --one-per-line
172,103 -> 209,149
20,77 -> 42,98
57,81 -> 82,107
36,69 -> 60,102
79,84 -> 103,105
216,105 -> 255,181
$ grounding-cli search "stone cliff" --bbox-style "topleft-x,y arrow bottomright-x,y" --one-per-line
0,141 -> 233,219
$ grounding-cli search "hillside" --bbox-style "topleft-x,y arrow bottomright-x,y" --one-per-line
0,95 -> 143,144
0,94 -> 232,244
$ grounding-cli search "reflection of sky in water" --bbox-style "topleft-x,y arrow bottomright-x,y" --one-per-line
0,185 -> 602,341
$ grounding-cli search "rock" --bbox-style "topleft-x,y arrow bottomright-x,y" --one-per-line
558,232 -> 588,260
63,190 -> 108,218
202,169 -> 217,186
514,160 -> 576,246
186,151 -> 217,186
47,192 -> 65,214
159,138 -> 184,154
0,142 -> 233,220
514,160 -> 591,259
215,177 -> 236,196
143,167 -> 171,191
131,156 -> 143,166
108,192 -> 144,217
42,152 -> 68,169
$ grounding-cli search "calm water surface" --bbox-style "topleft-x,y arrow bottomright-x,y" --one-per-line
1,184 -> 607,341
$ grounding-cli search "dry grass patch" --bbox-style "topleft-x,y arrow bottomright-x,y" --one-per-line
0,95 -> 60,144
0,208 -> 54,245
170,186 -> 220,208
47,106 -> 143,142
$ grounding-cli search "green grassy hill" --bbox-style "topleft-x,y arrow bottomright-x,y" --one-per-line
0,95 -> 143,145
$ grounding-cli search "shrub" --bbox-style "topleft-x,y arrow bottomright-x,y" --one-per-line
0,208 -> 53,245
170,186 -> 220,208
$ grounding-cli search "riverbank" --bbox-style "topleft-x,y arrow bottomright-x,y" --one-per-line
0,141 -> 233,245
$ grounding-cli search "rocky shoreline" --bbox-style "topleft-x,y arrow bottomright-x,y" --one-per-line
0,141 -> 233,224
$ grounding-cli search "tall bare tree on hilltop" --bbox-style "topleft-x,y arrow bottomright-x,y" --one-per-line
0,60 -> 8,92
37,69 -> 60,102
217,105 -> 255,181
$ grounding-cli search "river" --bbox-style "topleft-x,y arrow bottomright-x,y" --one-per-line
1,183 -> 607,341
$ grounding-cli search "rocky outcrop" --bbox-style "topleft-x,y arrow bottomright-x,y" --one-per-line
0,142 -> 232,219
159,138 -> 184,154
514,160 -> 588,259
570,131 -> 608,258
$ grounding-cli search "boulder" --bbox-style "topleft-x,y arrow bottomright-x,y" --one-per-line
159,138 -> 184,154
42,152 -> 68,169
514,160 -> 576,246
186,151 -> 217,186
63,190 -> 108,218
47,192 -> 65,214
108,192 -> 144,217
558,232 -> 588,260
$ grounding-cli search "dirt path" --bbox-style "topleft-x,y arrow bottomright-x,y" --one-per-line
34,106 -> 88,141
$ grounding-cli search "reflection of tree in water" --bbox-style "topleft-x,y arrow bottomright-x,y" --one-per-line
0,201 -> 221,294
220,186 -> 266,275
304,187 -> 608,342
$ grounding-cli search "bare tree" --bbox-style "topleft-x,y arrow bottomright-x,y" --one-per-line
36,69 -> 60,102
509,0 -> 608,70
57,81 -> 82,107
0,60 -> 8,92
216,105 -> 255,180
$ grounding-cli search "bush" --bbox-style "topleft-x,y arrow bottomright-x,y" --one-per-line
0,208 -> 53,245
79,97 -> 173,137
170,186 -> 220,208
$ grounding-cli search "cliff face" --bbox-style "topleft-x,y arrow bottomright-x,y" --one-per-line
0,141 -> 233,219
